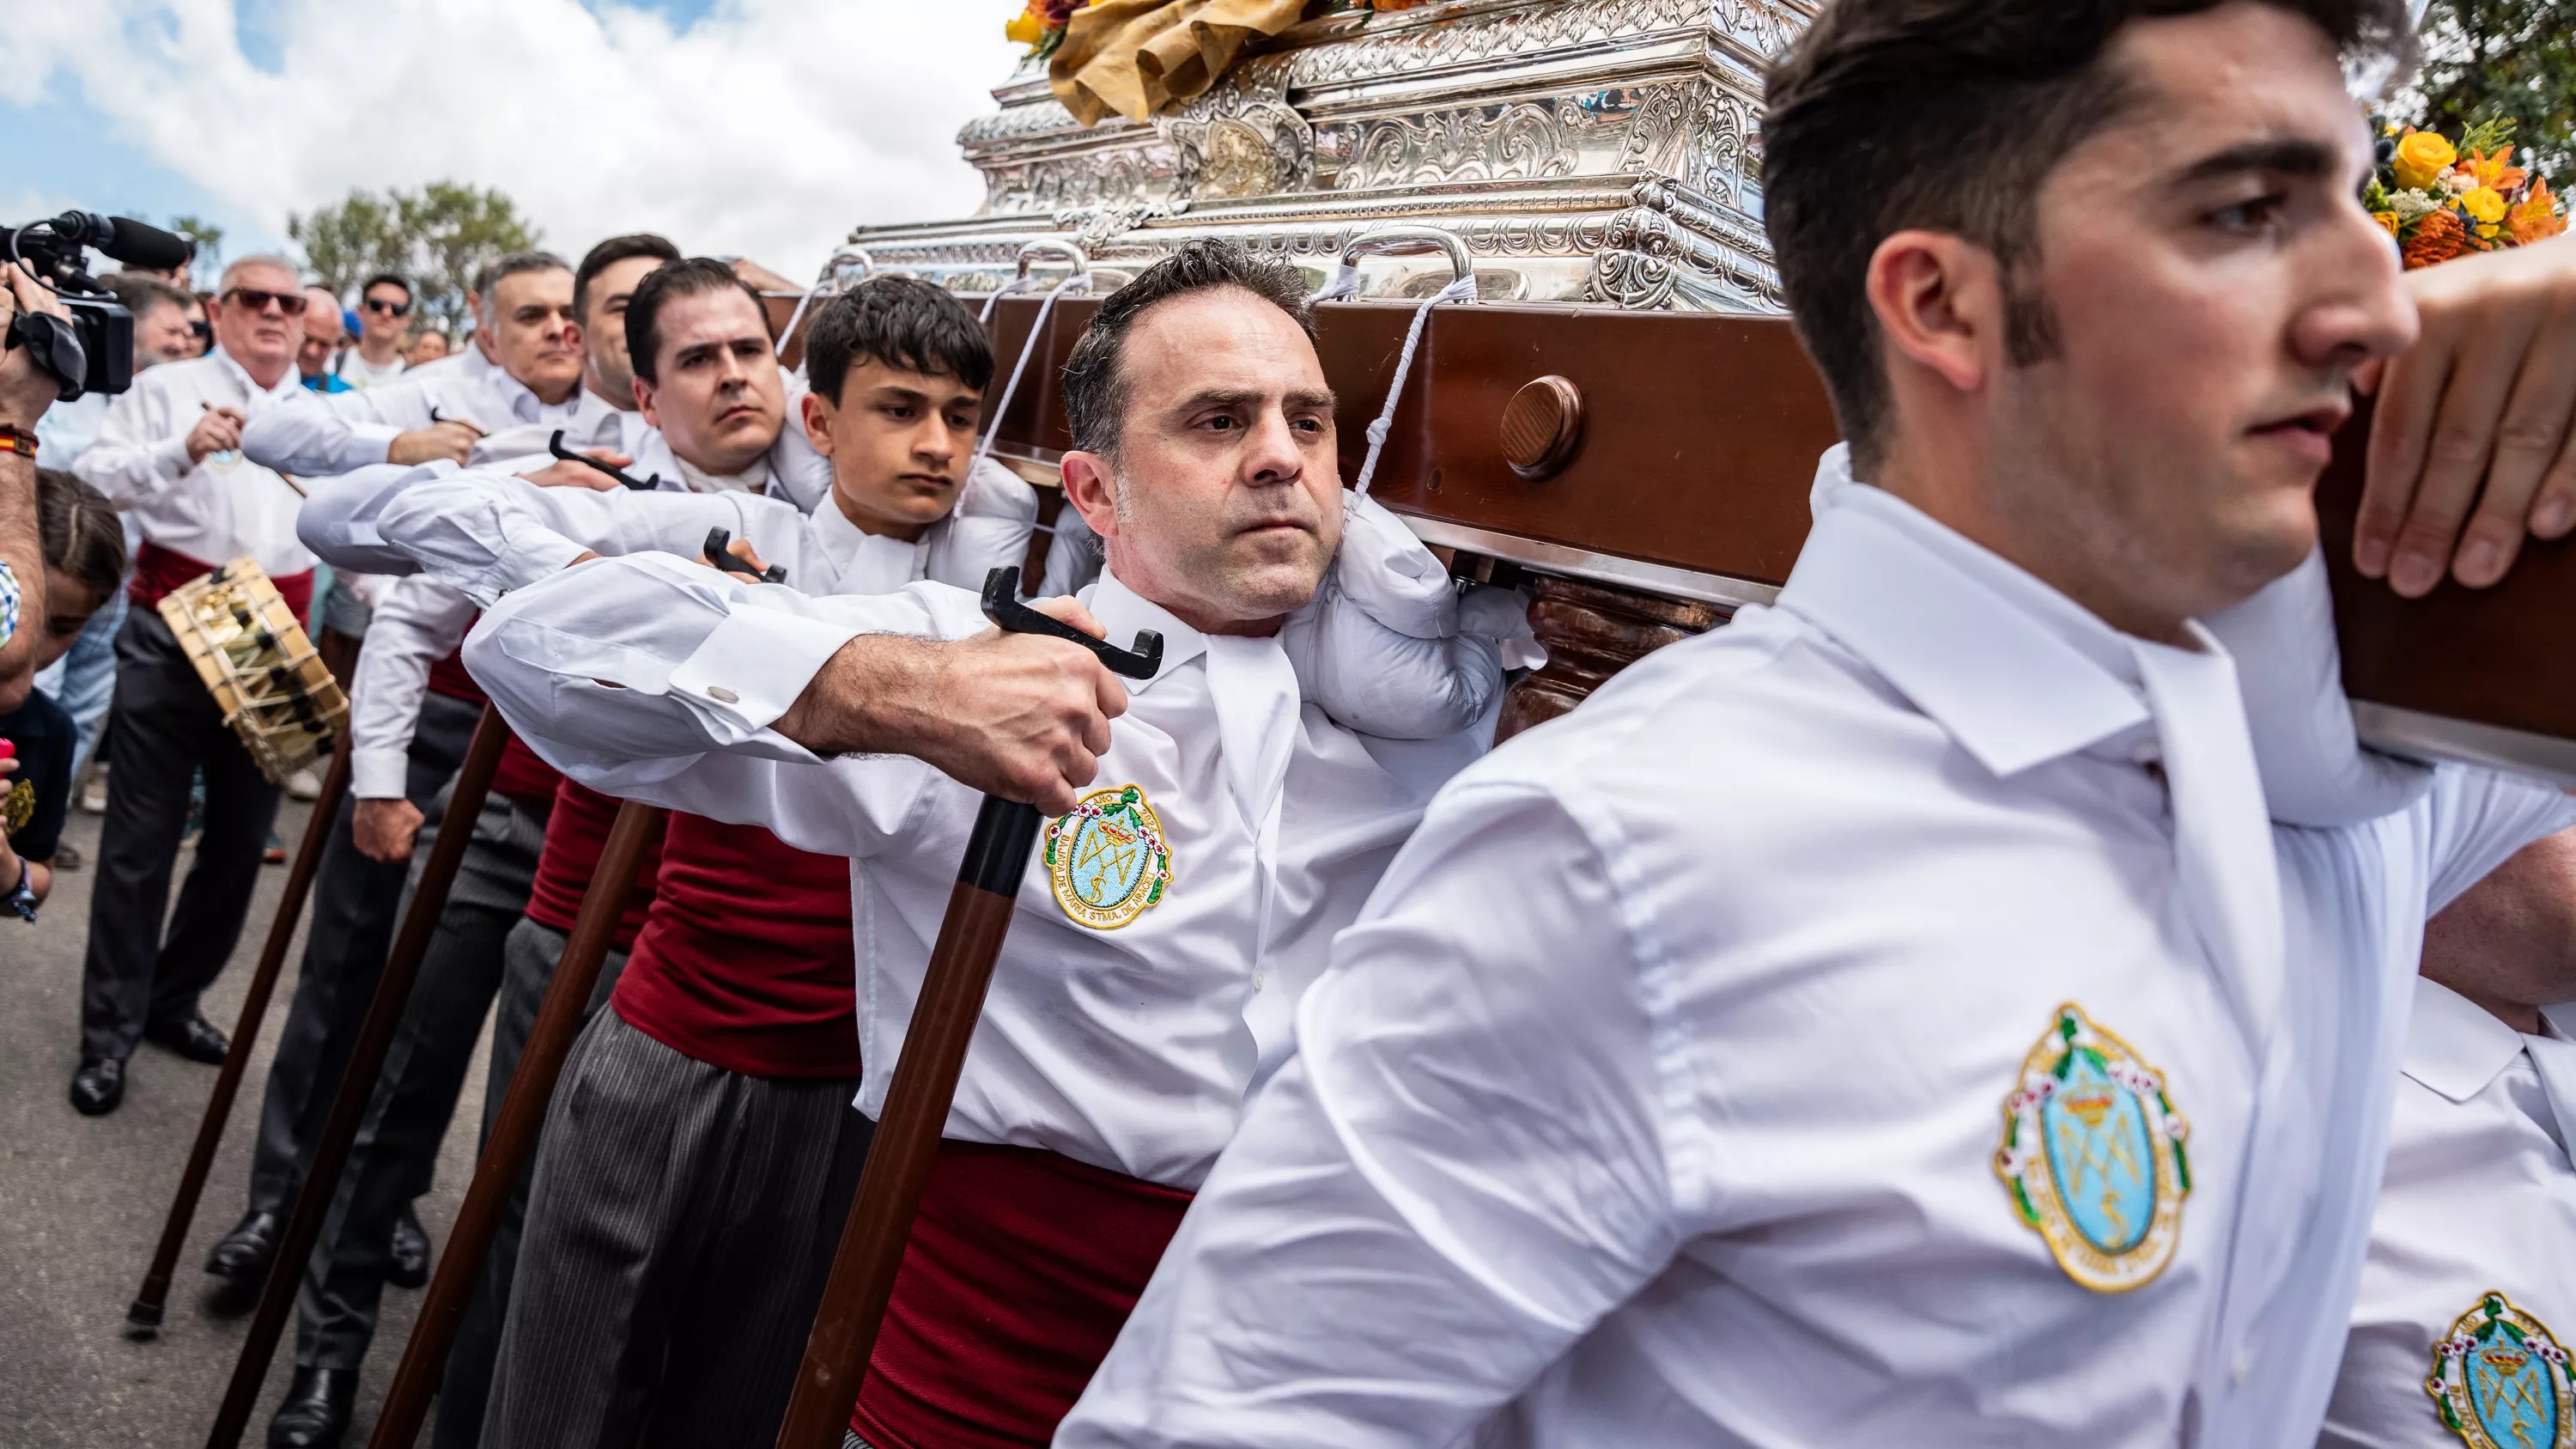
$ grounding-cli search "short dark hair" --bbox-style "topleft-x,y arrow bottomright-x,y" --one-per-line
34,468 -> 126,603
474,250 -> 568,306
360,272 -> 410,301
574,234 -> 682,321
1764,0 -> 2414,468
624,257 -> 768,386
1061,240 -> 1315,459
804,277 -> 993,405
100,271 -> 191,322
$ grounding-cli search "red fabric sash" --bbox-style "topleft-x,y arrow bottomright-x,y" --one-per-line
848,1142 -> 1194,1449
425,648 -> 485,703
490,735 -> 563,811
523,779 -> 664,950
610,813 -> 859,1078
130,541 -> 313,624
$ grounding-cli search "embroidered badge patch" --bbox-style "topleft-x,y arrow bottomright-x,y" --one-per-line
1044,784 -> 1172,930
1995,1003 -> 2190,1294
3,778 -> 30,837
2428,1293 -> 2574,1448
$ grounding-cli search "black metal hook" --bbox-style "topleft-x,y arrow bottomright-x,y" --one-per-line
549,429 -> 662,492
979,567 -> 1162,679
702,527 -> 787,585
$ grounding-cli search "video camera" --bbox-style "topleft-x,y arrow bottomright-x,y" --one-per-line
3,211 -> 196,402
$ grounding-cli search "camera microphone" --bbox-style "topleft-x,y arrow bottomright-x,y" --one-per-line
48,212 -> 195,273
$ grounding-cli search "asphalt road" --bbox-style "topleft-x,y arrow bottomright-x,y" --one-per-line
0,798 -> 487,1446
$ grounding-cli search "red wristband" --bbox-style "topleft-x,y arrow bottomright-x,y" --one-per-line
0,425 -> 35,460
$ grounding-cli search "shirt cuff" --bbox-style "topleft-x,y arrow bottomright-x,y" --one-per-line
153,434 -> 194,480
349,423 -> 401,469
664,604 -> 865,742
350,747 -> 411,800
491,530 -> 593,596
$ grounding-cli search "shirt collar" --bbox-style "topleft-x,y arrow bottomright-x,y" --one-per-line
1774,444 -> 2161,778
673,450 -> 771,496
1080,568 -> 1208,692
810,494 -> 927,591
2404,975 -> 2532,1103
214,347 -> 301,405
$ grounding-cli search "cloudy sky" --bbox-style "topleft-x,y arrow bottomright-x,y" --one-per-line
7,0 -> 1028,282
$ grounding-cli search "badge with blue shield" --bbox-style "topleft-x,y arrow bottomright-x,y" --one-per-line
1995,1003 -> 2190,1293
2428,1293 -> 2575,1449
1044,784 -> 1174,931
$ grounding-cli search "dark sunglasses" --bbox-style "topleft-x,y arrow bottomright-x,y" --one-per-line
222,287 -> 307,317
362,296 -> 413,317
189,320 -> 212,341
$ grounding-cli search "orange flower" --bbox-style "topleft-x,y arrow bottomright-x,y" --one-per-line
2393,130 -> 2458,191
2511,178 -> 2569,245
2403,206 -> 2470,269
2457,146 -> 2529,193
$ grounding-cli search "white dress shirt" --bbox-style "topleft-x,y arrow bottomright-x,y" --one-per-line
73,348 -> 316,578
348,574 -> 477,799
336,454 -> 1039,608
2322,979 -> 2576,1448
239,355 -> 622,478
1056,456 -> 2576,1449
459,549 -> 1496,1190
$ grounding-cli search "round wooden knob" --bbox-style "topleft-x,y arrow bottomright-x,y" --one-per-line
1500,375 -> 1583,483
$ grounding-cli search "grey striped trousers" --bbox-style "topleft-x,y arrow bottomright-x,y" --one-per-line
481,1008 -> 872,1449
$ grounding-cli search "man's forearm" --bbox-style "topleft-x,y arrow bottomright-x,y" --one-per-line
0,452 -> 46,682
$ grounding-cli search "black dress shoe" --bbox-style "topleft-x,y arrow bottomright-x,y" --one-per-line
386,1202 -> 430,1289
70,1057 -> 125,1116
207,1209 -> 281,1282
144,1011 -> 230,1064
266,1365 -> 355,1449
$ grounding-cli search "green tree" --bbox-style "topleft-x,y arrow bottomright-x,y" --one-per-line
167,216 -> 224,277
2399,0 -> 2576,178
287,181 -> 542,335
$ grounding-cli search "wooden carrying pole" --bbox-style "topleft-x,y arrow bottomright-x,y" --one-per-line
203,703 -> 511,1449
772,570 -> 1160,1449
362,800 -> 667,1449
126,741 -> 352,1335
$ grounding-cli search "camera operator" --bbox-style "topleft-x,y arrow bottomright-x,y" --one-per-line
64,253 -> 316,1117
0,260 -> 73,710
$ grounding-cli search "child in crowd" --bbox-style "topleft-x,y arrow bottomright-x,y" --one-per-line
2,470 -> 130,922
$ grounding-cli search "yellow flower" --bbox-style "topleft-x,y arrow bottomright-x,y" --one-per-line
2462,186 -> 2509,225
1005,0 -> 1047,43
2373,210 -> 2401,238
2392,130 -> 2458,191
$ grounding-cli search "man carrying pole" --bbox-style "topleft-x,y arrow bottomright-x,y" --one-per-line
438,240 -> 1517,1449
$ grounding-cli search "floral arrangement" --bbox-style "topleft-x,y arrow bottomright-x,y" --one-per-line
2366,118 -> 2567,270
1008,0 -> 1434,58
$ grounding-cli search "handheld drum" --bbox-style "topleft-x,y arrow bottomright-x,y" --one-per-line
155,557 -> 347,783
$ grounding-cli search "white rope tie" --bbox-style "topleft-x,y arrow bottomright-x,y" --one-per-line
1352,274 -> 1477,497
978,275 -> 1037,325
972,273 -> 1092,478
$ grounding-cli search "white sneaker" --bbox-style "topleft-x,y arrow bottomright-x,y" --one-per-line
285,767 -> 324,802
82,779 -> 107,813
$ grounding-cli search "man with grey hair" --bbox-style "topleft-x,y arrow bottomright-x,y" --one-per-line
68,253 -> 318,1117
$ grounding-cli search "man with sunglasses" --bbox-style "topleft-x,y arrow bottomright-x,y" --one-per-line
242,251 -> 620,484
337,275 -> 412,391
64,253 -> 318,1117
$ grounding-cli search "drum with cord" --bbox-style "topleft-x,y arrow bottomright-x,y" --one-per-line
155,557 -> 348,784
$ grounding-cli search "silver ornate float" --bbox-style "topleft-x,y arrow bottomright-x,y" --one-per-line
846,0 -> 1815,312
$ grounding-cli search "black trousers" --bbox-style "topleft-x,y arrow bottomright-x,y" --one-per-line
246,690 -> 480,1217
433,916 -> 633,1449
291,784 -> 548,1373
80,608 -> 285,1063
483,1012 -> 872,1449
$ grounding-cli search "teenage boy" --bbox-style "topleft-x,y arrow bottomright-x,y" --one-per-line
336,275 -> 413,391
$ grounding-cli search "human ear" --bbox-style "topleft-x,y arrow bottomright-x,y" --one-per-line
800,390 -> 838,457
1061,451 -> 1121,540
635,376 -> 662,430
1865,228 -> 1998,396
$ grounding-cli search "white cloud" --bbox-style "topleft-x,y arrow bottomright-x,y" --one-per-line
15,0 -> 1029,280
